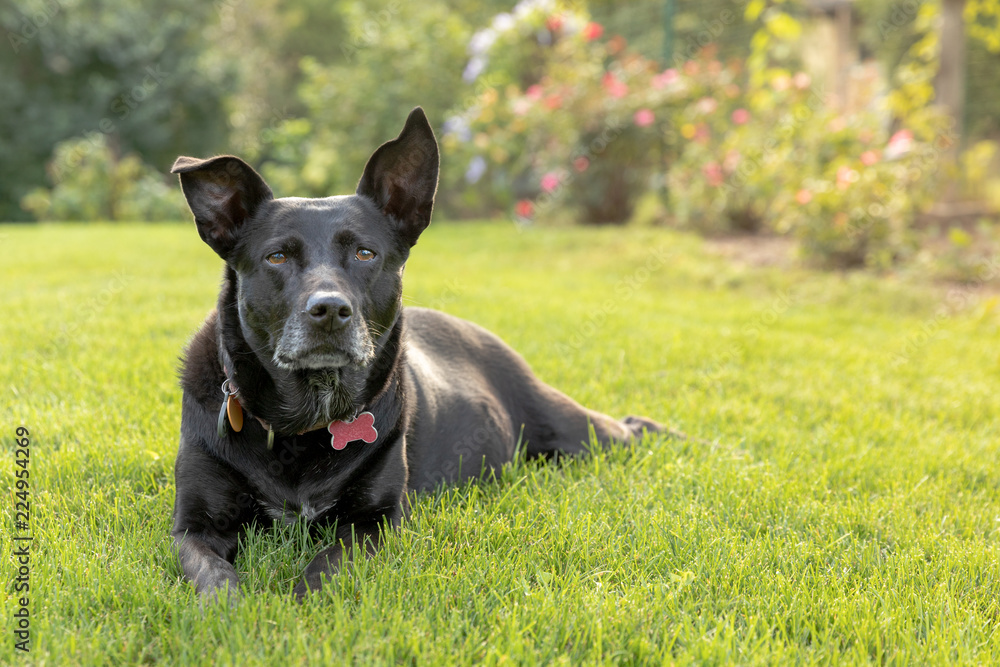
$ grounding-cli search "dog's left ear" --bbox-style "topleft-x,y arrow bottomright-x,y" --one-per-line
357,107 -> 440,247
171,155 -> 273,259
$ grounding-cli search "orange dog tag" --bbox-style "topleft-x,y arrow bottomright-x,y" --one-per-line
227,394 -> 243,432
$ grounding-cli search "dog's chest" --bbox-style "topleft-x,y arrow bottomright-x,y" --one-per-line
261,494 -> 333,525
242,439 -> 350,525
254,471 -> 344,525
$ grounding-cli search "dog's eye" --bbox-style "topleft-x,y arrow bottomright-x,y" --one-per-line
266,252 -> 287,265
355,248 -> 376,262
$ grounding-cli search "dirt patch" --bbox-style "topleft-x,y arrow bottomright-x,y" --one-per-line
702,235 -> 797,269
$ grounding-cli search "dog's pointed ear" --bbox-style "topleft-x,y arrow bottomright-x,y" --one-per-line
356,107 -> 439,247
171,155 -> 273,259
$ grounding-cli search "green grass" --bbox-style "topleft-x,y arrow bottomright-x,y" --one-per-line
2,220 -> 999,665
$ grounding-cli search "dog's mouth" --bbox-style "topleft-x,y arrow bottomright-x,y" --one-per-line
272,322 -> 376,372
273,349 -> 353,371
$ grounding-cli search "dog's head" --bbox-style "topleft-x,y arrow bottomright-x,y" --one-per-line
173,107 -> 438,383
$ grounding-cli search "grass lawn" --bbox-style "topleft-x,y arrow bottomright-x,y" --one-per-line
2,220 -> 999,665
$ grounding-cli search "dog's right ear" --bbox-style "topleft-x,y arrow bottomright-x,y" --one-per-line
171,155 -> 273,259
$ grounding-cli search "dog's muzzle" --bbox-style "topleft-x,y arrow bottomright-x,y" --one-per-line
273,292 -> 374,371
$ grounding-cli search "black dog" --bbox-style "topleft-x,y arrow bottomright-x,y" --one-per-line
170,108 -> 665,599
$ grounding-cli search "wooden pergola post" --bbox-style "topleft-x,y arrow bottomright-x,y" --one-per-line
834,0 -> 852,110
937,0 -> 967,158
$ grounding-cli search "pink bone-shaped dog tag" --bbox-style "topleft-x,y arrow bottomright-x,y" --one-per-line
328,411 -> 378,450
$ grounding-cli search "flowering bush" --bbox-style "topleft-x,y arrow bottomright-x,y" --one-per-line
443,1 -> 950,266
776,122 -> 948,268
441,0 -> 688,224
665,8 -> 949,267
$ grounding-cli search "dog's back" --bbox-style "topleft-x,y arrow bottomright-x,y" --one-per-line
402,306 -> 646,490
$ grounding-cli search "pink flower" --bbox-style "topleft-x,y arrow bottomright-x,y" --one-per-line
891,129 -> 913,144
693,123 -> 710,144
582,22 -> 604,40
633,109 -> 655,127
885,129 -> 913,160
723,149 -> 741,172
860,150 -> 880,166
526,85 -> 544,100
573,156 -> 590,172
515,200 -> 534,218
602,73 -> 628,98
606,35 -> 626,55
546,15 -> 563,32
793,72 -> 811,90
544,94 -> 562,110
652,68 -> 679,89
702,162 -> 724,187
836,166 -> 855,190
731,108 -> 750,125
682,60 -> 699,76
540,172 -> 561,193
795,189 -> 812,205
695,97 -> 718,114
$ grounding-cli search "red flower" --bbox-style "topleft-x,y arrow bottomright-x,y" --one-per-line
515,200 -> 534,218
546,15 -> 563,32
544,94 -> 562,110
582,22 -> 604,40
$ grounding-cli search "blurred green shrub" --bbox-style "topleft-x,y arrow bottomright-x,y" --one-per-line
259,0 -> 471,199
21,134 -> 186,222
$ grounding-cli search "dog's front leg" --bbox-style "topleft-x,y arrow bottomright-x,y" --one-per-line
294,518 -> 395,600
172,440 -> 253,601
174,531 -> 241,601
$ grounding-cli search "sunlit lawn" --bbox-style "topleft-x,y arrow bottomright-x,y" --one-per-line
2,220 -> 999,664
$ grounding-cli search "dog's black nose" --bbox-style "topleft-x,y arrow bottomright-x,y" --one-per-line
305,292 -> 352,329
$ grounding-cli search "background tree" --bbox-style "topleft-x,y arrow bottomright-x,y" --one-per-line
0,0 -> 234,220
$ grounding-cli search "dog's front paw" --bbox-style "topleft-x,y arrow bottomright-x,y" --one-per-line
197,579 -> 241,609
622,415 -> 694,443
622,415 -> 665,435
